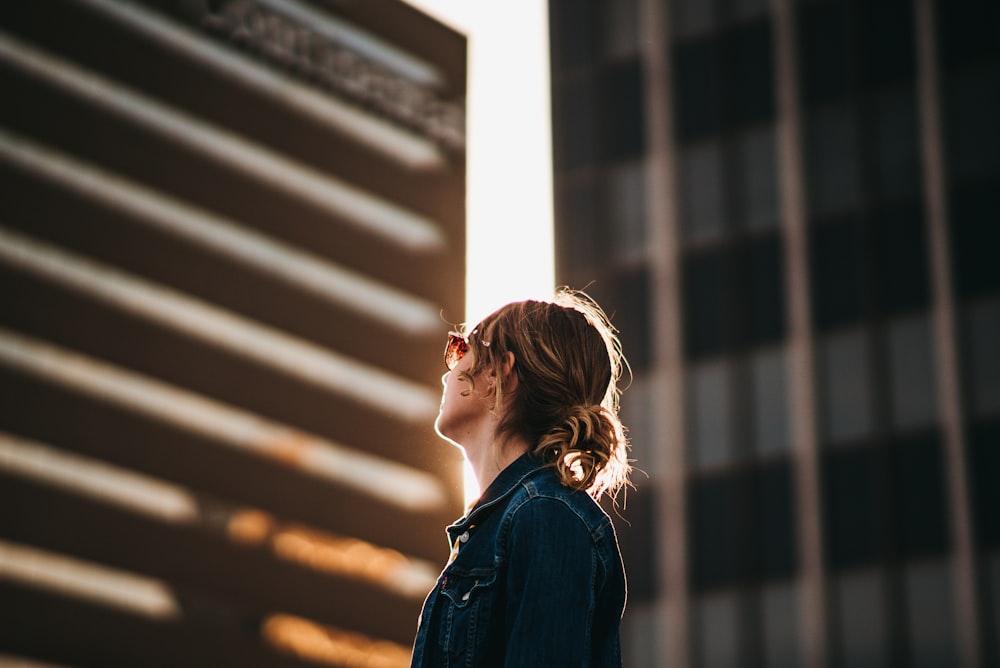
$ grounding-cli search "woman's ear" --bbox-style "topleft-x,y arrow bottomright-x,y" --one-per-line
501,351 -> 517,389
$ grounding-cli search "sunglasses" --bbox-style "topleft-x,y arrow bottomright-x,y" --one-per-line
444,329 -> 490,370
444,332 -> 469,370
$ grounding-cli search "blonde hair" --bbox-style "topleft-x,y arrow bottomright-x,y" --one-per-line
460,289 -> 631,500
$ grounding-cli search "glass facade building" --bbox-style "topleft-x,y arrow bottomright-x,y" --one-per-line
549,0 -> 999,666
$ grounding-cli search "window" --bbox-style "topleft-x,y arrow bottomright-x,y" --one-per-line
757,460 -> 796,577
810,216 -> 864,330
601,58 -> 646,161
604,159 -> 648,260
679,140 -> 727,243
761,581 -> 800,668
749,348 -> 790,456
555,76 -> 599,169
887,314 -> 937,430
551,0 -> 599,70
949,181 -> 1000,298
671,0 -> 718,39
724,21 -> 775,127
734,125 -> 779,231
601,0 -> 641,60
697,591 -> 743,668
872,201 -> 930,316
683,247 -> 733,359
822,446 -> 881,567
903,560 -> 960,668
871,87 -> 921,202
857,0 -> 916,88
819,329 -> 875,445
893,433 -> 949,557
691,472 -> 749,587
688,359 -> 736,470
944,64 -> 1000,183
742,231 -> 785,345
797,0 -> 850,106
935,0 -> 1000,70
804,104 -> 862,218
750,346 -> 790,456
964,299 -> 1000,417
555,176 -> 602,274
674,38 -> 723,141
970,419 -> 1000,547
834,568 -> 890,667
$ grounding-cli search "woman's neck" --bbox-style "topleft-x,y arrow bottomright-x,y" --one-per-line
465,433 -> 530,495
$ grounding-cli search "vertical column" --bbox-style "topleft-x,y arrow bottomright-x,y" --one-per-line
771,2 -> 828,667
913,1 -> 982,666
641,0 -> 689,666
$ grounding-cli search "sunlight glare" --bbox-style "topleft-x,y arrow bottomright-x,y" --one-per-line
404,1 -> 554,505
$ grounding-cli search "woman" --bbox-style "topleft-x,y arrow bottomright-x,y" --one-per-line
410,290 -> 632,667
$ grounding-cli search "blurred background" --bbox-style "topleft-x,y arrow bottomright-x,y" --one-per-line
1,1 -> 998,668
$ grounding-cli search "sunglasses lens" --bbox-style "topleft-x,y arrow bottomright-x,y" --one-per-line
445,333 -> 468,370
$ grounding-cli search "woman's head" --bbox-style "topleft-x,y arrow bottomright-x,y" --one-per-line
450,289 -> 631,499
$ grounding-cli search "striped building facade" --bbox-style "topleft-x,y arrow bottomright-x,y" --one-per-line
0,1 -> 466,665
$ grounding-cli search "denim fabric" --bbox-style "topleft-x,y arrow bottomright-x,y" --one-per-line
410,452 -> 626,667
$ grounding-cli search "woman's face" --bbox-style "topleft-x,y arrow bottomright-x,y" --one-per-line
434,346 -> 492,449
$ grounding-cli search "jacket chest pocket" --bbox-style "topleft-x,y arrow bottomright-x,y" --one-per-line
438,567 -> 498,663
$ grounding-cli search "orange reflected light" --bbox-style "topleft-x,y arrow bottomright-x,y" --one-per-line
263,613 -> 411,668
226,509 -> 436,598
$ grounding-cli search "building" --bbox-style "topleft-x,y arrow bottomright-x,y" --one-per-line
0,0 -> 466,665
548,0 -> 999,666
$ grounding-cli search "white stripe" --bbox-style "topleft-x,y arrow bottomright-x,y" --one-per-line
0,30 -> 446,253
0,129 -> 443,336
0,540 -> 180,620
0,433 -> 200,524
0,329 -> 447,511
0,225 -> 439,422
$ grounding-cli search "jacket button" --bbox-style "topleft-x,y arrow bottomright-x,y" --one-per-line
458,531 -> 470,543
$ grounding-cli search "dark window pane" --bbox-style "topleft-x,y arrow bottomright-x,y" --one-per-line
804,105 -> 862,217
589,265 -> 652,371
555,76 -> 600,169
970,418 -> 1000,548
872,201 -> 930,315
742,232 -> 786,345
757,459 -> 797,578
683,248 -> 733,359
935,0 -> 1000,70
724,20 -> 776,126
601,58 -> 646,161
798,0 -> 850,106
822,446 -> 881,568
691,472 -> 750,588
613,483 -> 659,602
944,64 -> 1000,183
963,299 -> 1000,418
674,38 -> 722,141
871,87 -> 922,201
671,0 -> 718,38
858,0 -> 915,87
893,433 -> 949,557
810,216 -> 865,330
551,0 -> 599,70
950,181 -> 1000,298
734,125 -> 780,231
555,176 -> 603,274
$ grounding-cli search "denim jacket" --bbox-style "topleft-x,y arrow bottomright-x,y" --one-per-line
410,452 -> 626,667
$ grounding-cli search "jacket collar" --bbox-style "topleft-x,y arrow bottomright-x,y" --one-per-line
448,451 -> 545,534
